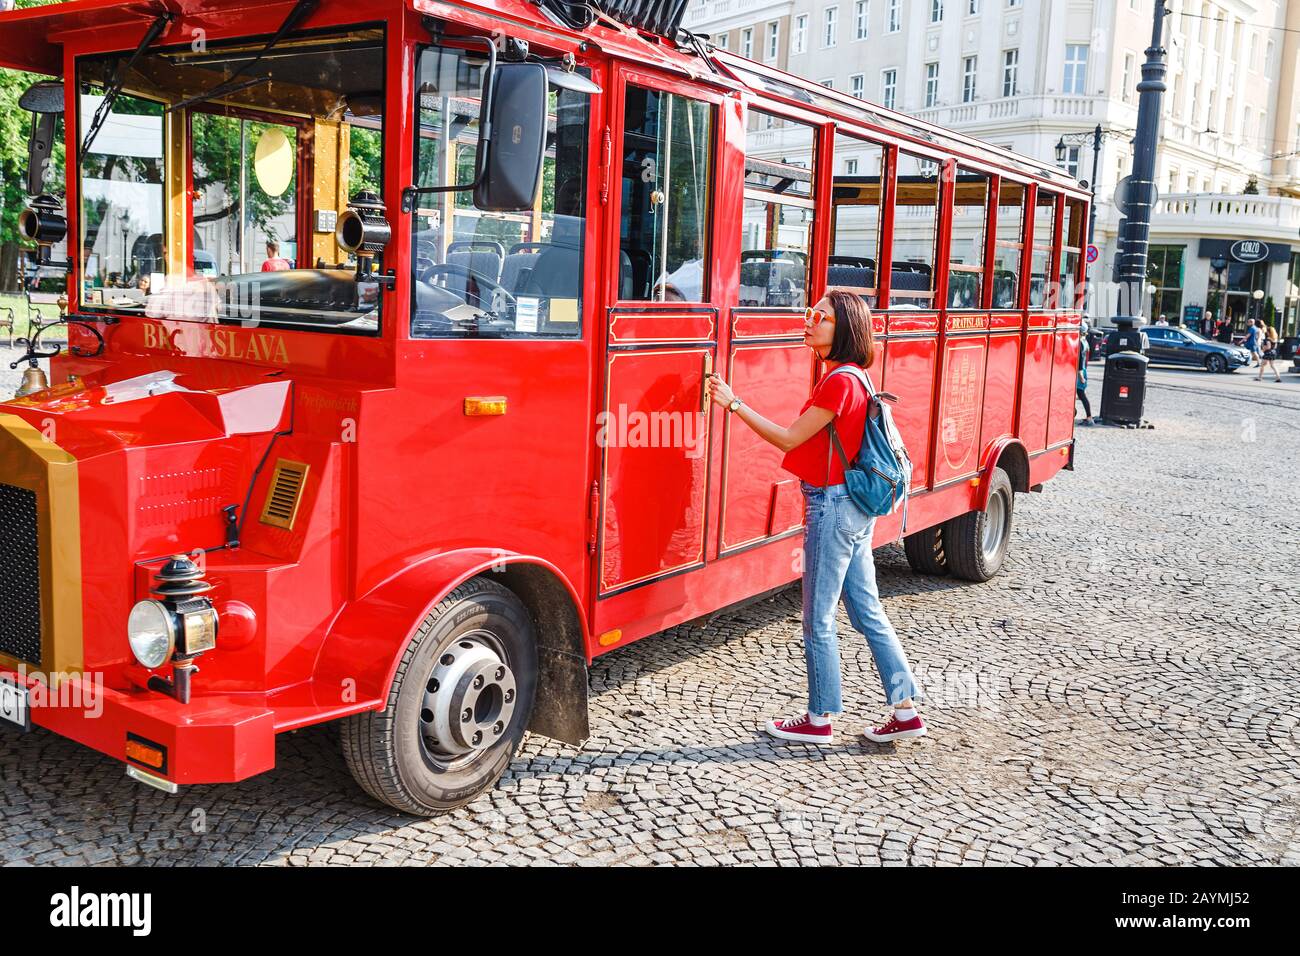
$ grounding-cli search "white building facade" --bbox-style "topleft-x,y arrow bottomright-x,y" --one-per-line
685,0 -> 1300,338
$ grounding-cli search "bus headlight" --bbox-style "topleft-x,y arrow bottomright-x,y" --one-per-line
127,600 -> 176,669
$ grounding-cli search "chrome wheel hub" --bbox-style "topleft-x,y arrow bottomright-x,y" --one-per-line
982,491 -> 1006,560
420,634 -> 517,757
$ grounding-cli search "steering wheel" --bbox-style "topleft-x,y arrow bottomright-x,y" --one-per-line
420,262 -> 515,314
414,239 -> 439,283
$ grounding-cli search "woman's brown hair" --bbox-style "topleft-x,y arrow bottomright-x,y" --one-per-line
824,289 -> 875,368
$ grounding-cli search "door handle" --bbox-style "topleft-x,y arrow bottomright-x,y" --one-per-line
701,353 -> 713,413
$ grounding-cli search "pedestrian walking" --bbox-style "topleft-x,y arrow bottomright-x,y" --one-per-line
1243,320 -> 1261,366
1257,324 -> 1282,383
705,290 -> 925,746
1077,322 -> 1093,424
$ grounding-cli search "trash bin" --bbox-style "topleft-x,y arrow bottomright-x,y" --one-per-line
1100,351 -> 1149,425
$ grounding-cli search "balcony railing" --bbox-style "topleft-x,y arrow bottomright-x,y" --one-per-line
911,94 -> 1127,129
1151,193 -> 1300,239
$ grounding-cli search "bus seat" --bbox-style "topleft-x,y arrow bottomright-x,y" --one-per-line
826,264 -> 875,291
447,241 -> 504,298
501,245 -> 545,293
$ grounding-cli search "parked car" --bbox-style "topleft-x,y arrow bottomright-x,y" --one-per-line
1143,324 -> 1250,373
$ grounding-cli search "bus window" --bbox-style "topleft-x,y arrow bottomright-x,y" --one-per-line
410,45 -> 591,337
192,114 -> 299,276
992,181 -> 1025,308
948,168 -> 990,309
890,152 -> 940,309
830,132 -> 884,305
77,28 -> 387,332
1061,198 -> 1086,309
741,111 -> 816,308
1029,190 -> 1058,309
77,90 -> 166,305
620,86 -> 713,302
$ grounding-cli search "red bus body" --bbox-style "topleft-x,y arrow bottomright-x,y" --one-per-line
0,0 -> 1086,797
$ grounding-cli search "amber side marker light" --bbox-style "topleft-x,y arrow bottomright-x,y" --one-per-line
125,732 -> 168,772
598,629 -> 622,647
464,396 -> 508,416
968,477 -> 981,487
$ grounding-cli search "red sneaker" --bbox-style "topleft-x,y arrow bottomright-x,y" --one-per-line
764,713 -> 833,745
863,712 -> 927,743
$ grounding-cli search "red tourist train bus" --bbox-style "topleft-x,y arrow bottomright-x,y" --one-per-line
0,0 -> 1087,814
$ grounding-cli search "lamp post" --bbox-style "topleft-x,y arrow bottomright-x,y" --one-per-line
1253,288 -> 1265,325
1056,125 -> 1130,321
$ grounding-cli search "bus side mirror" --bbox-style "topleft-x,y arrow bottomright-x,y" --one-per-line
20,80 -> 65,197
473,62 -> 547,212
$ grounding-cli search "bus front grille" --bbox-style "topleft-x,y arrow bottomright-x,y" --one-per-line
0,483 -> 42,667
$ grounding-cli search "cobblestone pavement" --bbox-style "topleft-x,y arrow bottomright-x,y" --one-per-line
1,347 -> 1298,865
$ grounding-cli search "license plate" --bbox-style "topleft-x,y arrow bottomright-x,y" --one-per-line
0,678 -> 31,732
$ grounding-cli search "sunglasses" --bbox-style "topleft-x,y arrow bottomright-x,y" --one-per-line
804,307 -> 834,326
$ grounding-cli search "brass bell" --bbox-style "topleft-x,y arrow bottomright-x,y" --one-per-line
15,364 -> 49,398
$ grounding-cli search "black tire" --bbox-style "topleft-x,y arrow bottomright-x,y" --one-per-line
944,467 -> 1014,582
1205,354 -> 1227,373
340,577 -> 537,816
903,523 -> 949,575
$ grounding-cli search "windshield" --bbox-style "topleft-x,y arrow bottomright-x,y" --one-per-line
409,44 -> 590,338
75,27 -> 385,335
1178,328 -> 1208,344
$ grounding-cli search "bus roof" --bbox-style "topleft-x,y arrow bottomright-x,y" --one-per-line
0,0 -> 1084,194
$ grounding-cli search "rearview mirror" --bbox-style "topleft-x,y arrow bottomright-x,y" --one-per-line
473,62 -> 548,212
20,80 -> 64,197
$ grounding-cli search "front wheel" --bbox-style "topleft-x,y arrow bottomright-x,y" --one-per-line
340,577 -> 538,816
944,467 -> 1014,582
1205,354 -> 1227,374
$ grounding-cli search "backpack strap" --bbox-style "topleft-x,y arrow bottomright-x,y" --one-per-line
822,365 -> 869,484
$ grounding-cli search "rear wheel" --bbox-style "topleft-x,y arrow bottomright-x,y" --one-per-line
903,524 -> 949,575
1205,354 -> 1227,373
944,467 -> 1014,582
340,577 -> 537,816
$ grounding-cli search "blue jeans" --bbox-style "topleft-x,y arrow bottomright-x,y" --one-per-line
800,482 -> 921,715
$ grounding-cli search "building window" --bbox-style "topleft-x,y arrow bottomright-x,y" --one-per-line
845,157 -> 859,174
1122,53 -> 1135,103
887,0 -> 901,33
1007,0 -> 1020,6
821,78 -> 835,88
930,0 -> 944,23
741,27 -> 753,59
920,61 -> 941,105
715,32 -> 728,50
855,0 -> 870,39
793,14 -> 808,53
1063,43 -> 1089,94
924,62 -> 940,107
962,56 -> 978,102
824,6 -> 839,47
766,21 -> 780,60
881,68 -> 897,109
850,73 -> 865,98
1001,49 -> 1018,97
1282,252 -> 1300,339
968,0 -> 979,13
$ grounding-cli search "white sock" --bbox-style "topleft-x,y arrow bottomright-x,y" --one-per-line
894,707 -> 917,721
808,712 -> 831,727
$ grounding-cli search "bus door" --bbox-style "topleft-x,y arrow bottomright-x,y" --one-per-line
593,69 -> 722,616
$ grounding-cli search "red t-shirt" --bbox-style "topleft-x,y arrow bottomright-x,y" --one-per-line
781,366 -> 870,486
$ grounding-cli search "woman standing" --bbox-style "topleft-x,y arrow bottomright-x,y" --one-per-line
1257,324 -> 1282,383
705,290 -> 924,745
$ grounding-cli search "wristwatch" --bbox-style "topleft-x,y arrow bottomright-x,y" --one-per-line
728,397 -> 744,413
